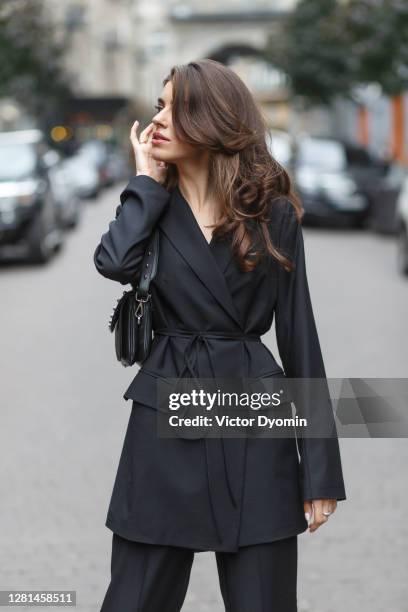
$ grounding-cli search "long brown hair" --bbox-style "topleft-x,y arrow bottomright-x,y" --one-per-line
161,59 -> 302,273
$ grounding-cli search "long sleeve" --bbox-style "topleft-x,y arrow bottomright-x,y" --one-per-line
93,174 -> 171,285
274,200 -> 346,502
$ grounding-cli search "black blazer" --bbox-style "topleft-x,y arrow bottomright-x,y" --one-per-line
93,174 -> 346,551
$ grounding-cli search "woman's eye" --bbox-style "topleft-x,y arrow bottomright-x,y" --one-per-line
154,105 -> 163,113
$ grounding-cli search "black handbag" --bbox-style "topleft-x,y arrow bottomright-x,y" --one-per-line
108,229 -> 160,367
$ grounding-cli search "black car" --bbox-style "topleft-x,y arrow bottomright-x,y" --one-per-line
292,136 -> 402,229
0,129 -> 64,263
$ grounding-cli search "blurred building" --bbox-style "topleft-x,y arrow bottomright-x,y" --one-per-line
46,0 -> 136,97
43,0 -> 141,146
134,0 -> 297,128
42,0 -> 298,145
40,0 -> 405,164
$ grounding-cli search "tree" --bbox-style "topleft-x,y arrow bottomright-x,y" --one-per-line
344,0 -> 408,96
265,0 -> 356,107
341,0 -> 408,160
266,0 -> 408,105
265,0 -> 408,159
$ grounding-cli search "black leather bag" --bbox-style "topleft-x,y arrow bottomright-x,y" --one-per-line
108,229 -> 159,367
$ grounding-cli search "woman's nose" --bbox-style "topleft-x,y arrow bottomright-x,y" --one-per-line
153,119 -> 164,128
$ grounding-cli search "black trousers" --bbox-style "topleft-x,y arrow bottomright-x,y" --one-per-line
100,533 -> 298,612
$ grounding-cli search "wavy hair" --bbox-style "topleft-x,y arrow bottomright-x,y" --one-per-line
161,59 -> 303,273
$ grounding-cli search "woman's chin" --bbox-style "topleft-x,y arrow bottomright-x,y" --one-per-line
152,154 -> 167,162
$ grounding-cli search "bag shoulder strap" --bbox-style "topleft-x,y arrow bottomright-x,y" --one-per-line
132,228 -> 159,297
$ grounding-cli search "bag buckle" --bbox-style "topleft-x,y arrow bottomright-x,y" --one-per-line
135,290 -> 151,303
135,291 -> 151,325
135,301 -> 143,324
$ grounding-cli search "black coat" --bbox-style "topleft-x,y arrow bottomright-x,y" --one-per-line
93,174 -> 346,553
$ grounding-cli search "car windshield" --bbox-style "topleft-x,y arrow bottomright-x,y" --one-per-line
297,139 -> 347,172
0,143 -> 37,181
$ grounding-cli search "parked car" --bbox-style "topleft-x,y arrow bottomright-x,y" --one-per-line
292,136 -> 402,229
104,148 -> 131,185
0,129 -> 64,263
395,174 -> 408,276
366,159 -> 405,234
63,151 -> 101,199
47,151 -> 82,229
77,139 -> 111,189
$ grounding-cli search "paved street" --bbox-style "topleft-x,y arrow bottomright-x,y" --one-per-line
0,184 -> 407,612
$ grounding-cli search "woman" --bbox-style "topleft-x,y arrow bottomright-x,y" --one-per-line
94,59 -> 346,612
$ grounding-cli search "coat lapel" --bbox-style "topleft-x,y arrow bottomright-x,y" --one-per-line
210,234 -> 234,275
158,186 -> 242,328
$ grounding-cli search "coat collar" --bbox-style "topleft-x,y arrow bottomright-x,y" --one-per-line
158,185 -> 242,328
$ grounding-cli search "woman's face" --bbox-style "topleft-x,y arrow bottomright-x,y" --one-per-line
151,80 -> 201,164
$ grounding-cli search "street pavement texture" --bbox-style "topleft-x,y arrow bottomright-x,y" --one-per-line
0,184 -> 407,612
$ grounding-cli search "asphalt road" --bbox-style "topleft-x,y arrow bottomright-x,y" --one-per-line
0,184 -> 407,612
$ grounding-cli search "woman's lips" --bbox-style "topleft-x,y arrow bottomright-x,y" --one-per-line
152,133 -> 170,144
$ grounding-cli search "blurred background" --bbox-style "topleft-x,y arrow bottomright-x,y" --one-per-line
0,0 -> 407,611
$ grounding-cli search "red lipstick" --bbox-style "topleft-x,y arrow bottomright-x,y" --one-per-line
152,132 -> 170,143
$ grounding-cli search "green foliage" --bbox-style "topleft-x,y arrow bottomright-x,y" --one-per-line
344,0 -> 408,96
265,0 -> 408,106
266,0 -> 354,106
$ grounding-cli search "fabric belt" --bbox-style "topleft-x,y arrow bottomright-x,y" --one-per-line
154,328 -> 261,379
153,327 -> 261,546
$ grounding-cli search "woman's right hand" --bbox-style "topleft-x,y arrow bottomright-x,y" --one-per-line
130,120 -> 168,185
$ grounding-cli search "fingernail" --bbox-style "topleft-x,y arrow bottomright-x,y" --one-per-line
305,512 -> 310,522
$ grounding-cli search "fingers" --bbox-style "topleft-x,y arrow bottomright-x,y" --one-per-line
130,121 -> 154,148
309,500 -> 327,532
129,120 -> 165,179
328,500 -> 337,515
308,499 -> 337,533
155,160 -> 168,185
139,122 -> 155,145
303,500 -> 313,525
130,120 -> 139,147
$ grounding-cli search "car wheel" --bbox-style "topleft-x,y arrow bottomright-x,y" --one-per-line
397,223 -> 408,276
66,209 -> 80,229
73,199 -> 82,227
351,207 -> 369,229
27,200 -> 62,264
65,200 -> 81,229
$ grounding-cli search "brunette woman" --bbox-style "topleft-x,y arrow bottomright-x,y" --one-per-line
94,59 -> 346,612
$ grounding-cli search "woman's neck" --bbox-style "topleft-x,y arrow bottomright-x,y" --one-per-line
177,159 -> 214,212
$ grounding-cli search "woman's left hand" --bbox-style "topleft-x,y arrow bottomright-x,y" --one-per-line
303,499 -> 337,533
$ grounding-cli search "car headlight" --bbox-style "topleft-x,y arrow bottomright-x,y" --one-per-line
16,192 -> 37,206
0,193 -> 37,215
